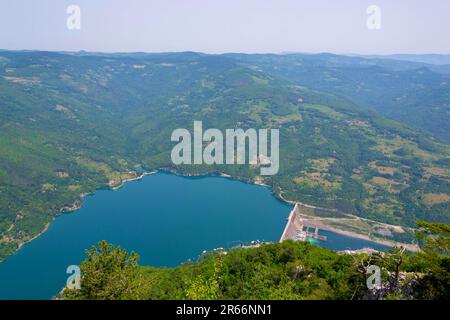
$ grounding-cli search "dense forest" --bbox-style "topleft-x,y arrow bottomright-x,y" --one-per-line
0,51 -> 449,260
61,221 -> 449,300
229,53 -> 450,143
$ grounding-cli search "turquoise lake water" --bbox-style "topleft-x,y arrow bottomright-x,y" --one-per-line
0,172 -> 388,299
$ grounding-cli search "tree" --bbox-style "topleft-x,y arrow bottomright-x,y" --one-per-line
383,247 -> 407,293
184,252 -> 222,299
62,241 -> 146,300
408,222 -> 450,299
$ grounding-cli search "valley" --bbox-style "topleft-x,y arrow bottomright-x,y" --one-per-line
0,51 -> 449,261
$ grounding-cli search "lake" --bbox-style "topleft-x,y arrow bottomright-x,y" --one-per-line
0,172 -> 388,299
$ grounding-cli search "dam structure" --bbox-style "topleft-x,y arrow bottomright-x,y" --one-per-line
280,203 -> 327,242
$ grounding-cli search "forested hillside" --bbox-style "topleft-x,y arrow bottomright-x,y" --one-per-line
61,221 -> 450,300
229,53 -> 450,143
0,51 -> 449,260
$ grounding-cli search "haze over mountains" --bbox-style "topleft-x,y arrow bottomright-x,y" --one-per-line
357,54 -> 450,66
0,50 -> 449,260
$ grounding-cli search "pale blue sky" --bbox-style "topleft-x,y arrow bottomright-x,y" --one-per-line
0,0 -> 449,54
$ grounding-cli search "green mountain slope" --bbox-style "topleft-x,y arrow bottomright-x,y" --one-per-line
0,51 -> 449,260
228,53 -> 450,143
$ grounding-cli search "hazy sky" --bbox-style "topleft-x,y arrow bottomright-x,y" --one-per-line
1,0 -> 449,54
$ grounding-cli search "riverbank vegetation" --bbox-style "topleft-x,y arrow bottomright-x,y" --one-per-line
61,221 -> 449,300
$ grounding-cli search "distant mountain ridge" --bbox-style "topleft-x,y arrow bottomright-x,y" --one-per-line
357,54 -> 450,65
228,52 -> 450,143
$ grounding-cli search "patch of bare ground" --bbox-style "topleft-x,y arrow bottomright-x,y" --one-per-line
3,76 -> 40,85
423,193 -> 450,206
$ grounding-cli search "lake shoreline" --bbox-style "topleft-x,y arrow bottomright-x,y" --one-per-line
0,170 -> 158,263
17,223 -> 50,251
156,167 -> 419,251
2,167 -> 418,263
311,222 -> 419,252
0,170 -> 291,299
